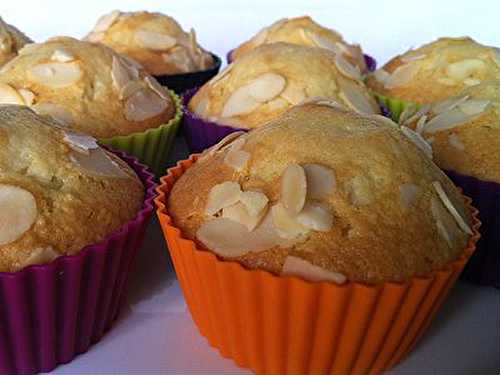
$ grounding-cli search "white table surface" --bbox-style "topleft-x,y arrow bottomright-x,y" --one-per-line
1,1 -> 500,373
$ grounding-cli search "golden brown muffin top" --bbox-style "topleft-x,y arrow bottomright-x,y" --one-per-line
231,16 -> 367,73
0,17 -> 32,67
0,36 -> 175,138
401,79 -> 500,182
0,105 -> 144,272
189,43 -> 379,129
169,100 -> 472,284
85,10 -> 213,75
367,37 -> 500,103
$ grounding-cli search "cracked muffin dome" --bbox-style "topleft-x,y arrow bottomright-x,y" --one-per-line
367,37 -> 500,104
0,36 -> 175,138
402,79 -> 500,183
0,17 -> 32,67
0,105 -> 144,272
85,10 -> 213,75
168,100 -> 473,284
189,42 -> 379,129
231,16 -> 367,73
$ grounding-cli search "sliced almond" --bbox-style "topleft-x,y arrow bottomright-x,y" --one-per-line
21,247 -> 59,268
205,181 -> 242,216
432,95 -> 469,115
145,76 -> 169,99
334,54 -> 362,80
296,203 -> 333,231
445,59 -> 486,81
224,138 -> 250,171
384,63 -> 420,89
282,256 -> 346,284
338,78 -> 377,114
345,176 -> 373,206
247,73 -> 286,102
111,56 -> 131,91
424,105 -> 482,134
401,126 -> 433,159
271,203 -> 309,239
51,48 -> 74,63
135,30 -> 177,51
119,81 -> 143,100
448,133 -> 465,151
221,87 -> 260,118
400,51 -> 426,63
373,69 -> 390,85
206,131 -> 245,155
222,201 -> 266,231
240,190 -> 268,217
124,88 -> 168,122
458,99 -> 490,116
398,104 -> 418,125
29,62 -> 82,88
70,148 -> 128,178
403,104 -> 431,126
93,10 -> 121,33
18,89 -> 35,106
415,115 -> 428,134
0,184 -> 38,246
432,181 -> 472,235
281,85 -> 306,104
399,183 -> 419,210
63,132 -> 99,154
463,78 -> 481,86
85,32 -> 105,43
303,164 -> 335,200
209,63 -> 234,86
281,163 -> 307,215
0,82 -> 24,104
32,102 -> 74,126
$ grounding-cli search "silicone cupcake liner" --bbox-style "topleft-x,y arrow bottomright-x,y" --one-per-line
154,53 -> 222,94
99,90 -> 182,177
226,49 -> 378,72
0,151 -> 156,375
182,88 -> 248,153
446,170 -> 500,288
156,155 -> 480,375
374,93 -> 419,123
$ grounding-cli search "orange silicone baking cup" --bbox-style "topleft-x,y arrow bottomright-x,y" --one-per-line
156,155 -> 481,375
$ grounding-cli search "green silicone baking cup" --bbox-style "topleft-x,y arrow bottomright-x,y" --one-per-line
374,93 -> 420,123
99,90 -> 182,176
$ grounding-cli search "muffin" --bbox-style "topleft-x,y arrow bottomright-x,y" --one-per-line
0,105 -> 156,374
230,16 -> 368,73
0,36 -> 182,173
157,100 -> 479,374
0,17 -> 32,67
185,42 -> 379,152
368,37 -> 500,118
402,79 -> 500,287
85,10 -> 220,92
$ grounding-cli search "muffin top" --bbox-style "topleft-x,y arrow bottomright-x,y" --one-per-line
367,37 -> 500,104
0,36 -> 176,138
85,10 -> 213,75
189,43 -> 379,129
169,100 -> 472,284
0,105 -> 144,272
402,79 -> 500,182
231,16 -> 367,73
0,17 -> 32,67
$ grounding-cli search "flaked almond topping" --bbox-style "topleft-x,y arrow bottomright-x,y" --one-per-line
401,126 -> 433,159
223,138 -> 250,171
18,89 -> 35,106
399,183 -> 419,210
247,73 -> 286,102
307,98 -> 343,109
431,197 -> 453,248
308,32 -> 338,52
335,41 -> 355,58
135,30 -> 177,51
145,76 -> 169,99
371,114 -> 399,128
432,95 -> 470,115
63,132 -> 99,154
415,115 -> 428,134
194,97 -> 209,116
384,63 -> 420,89
432,181 -> 472,235
51,48 -> 74,63
458,99 -> 490,116
445,59 -> 485,81
373,69 -> 390,85
271,203 -> 309,239
303,164 -> 335,200
281,163 -> 307,215
0,184 -> 38,246
281,256 -> 346,284
21,247 -> 59,268
424,106 -> 482,134
209,63 -> 234,86
334,54 -> 362,81
111,56 -> 131,91
338,78 -> 378,115
402,104 -> 431,126
398,104 -> 418,125
448,133 -> 465,150
0,82 -> 24,105
252,25 -> 269,45
29,62 -> 82,88
70,148 -> 129,178
400,51 -> 426,63
345,175 -> 373,206
240,190 -> 268,217
296,203 -> 333,231
205,181 -> 242,216
222,201 -> 266,231
221,87 -> 260,118
281,85 -> 305,105
124,88 -> 168,122
93,10 -> 121,33
85,31 -> 105,43
267,98 -> 289,111
463,78 -> 481,86
119,81 -> 143,100
32,102 -> 74,126
207,131 -> 245,155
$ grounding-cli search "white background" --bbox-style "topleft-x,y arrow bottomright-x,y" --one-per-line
1,1 -> 500,374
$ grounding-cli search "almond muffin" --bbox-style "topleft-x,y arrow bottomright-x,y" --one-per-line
0,17 -> 32,67
0,105 -> 144,272
367,37 -> 500,104
85,10 -> 214,76
189,43 -> 379,129
169,100 -> 473,284
0,36 -> 176,138
230,16 -> 367,73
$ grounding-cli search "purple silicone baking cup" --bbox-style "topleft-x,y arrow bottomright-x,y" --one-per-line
182,87 -> 248,153
0,150 -> 156,375
446,170 -> 500,288
226,49 -> 377,71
